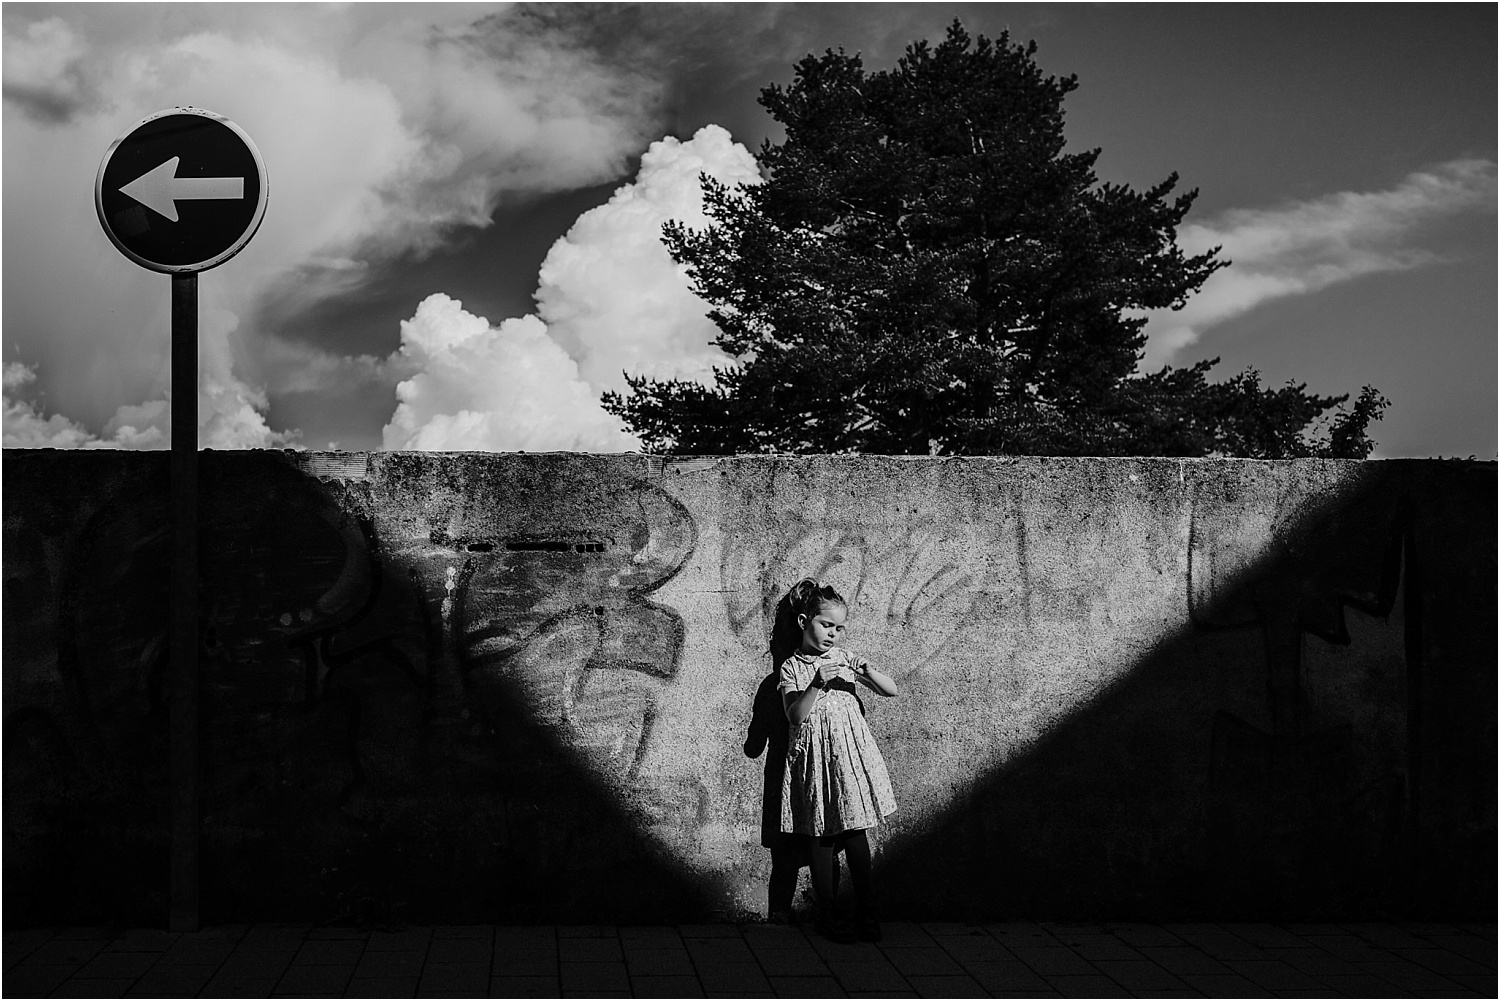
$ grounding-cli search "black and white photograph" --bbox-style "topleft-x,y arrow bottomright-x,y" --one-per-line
3,3 -> 1495,998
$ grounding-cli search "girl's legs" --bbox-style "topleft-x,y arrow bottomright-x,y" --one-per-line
807,836 -> 840,910
838,829 -> 873,912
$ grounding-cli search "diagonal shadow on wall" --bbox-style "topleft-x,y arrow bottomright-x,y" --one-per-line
871,460 -> 1496,921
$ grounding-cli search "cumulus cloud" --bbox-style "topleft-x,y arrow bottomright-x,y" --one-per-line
536,124 -> 762,391
1141,158 -> 1497,368
383,294 -> 640,452
382,125 -> 762,452
2,3 -> 668,448
3,362 -> 164,449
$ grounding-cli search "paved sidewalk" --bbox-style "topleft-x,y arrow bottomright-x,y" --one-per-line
3,919 -> 1494,998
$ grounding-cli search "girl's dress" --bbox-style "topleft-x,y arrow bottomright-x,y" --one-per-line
779,648 -> 897,836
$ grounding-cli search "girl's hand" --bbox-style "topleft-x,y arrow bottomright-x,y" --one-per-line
815,662 -> 843,686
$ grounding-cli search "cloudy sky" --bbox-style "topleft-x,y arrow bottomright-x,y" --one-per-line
3,3 -> 1494,457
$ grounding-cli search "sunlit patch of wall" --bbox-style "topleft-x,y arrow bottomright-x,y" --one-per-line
2,452 -> 1493,926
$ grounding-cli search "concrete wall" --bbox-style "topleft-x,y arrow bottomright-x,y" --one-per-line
4,452 -> 1494,926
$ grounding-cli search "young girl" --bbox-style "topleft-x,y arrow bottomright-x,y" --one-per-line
778,579 -> 898,942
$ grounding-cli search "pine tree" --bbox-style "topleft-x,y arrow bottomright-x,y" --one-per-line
603,22 -> 1386,457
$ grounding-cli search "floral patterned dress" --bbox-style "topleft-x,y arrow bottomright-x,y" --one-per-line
778,648 -> 897,836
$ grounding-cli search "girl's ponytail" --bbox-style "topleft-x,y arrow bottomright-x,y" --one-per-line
786,578 -> 846,618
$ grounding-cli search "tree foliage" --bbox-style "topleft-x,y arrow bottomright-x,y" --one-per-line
603,22 -> 1387,457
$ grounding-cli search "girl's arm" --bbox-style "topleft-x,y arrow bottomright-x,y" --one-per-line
853,658 -> 898,697
782,684 -> 823,726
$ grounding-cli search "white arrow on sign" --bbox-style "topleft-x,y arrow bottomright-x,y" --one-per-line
119,156 -> 244,223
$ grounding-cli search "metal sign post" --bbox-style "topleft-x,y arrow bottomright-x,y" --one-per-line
96,107 -> 267,932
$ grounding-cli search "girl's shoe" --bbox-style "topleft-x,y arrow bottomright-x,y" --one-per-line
855,908 -> 882,942
815,907 -> 858,944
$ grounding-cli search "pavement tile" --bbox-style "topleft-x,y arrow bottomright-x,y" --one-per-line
768,974 -> 846,997
556,925 -> 612,938
432,925 -> 492,939
696,960 -> 773,993
1260,945 -> 1363,975
1045,933 -> 1139,962
1424,934 -> 1498,966
72,951 -> 161,979
808,937 -> 885,962
1399,922 -> 1466,937
123,964 -> 217,996
217,950 -> 295,979
933,931 -> 1015,962
962,959 -> 1052,992
845,993 -> 919,999
1314,973 -> 1416,997
1041,973 -> 1131,997
47,979 -> 134,998
159,935 -> 238,964
367,928 -> 433,952
1343,922 -> 1435,948
1164,931 -> 1270,961
420,991 -> 486,999
1041,922 -> 1109,936
1161,922 -> 1226,936
1173,975 -> 1276,1000
1449,973 -> 1500,995
1008,945 -> 1099,976
494,926 -> 557,948
1296,932 -> 1396,962
488,975 -> 558,997
1392,946 -> 1495,975
53,927 -> 118,941
687,937 -> 757,964
1088,958 -> 1191,992
906,973 -> 988,997
22,937 -> 108,967
295,938 -> 366,965
559,960 -> 629,992
825,956 -> 911,992
882,946 -> 966,977
631,973 -> 706,997
741,924 -> 812,949
679,924 -> 742,939
626,948 -> 695,976
619,926 -> 686,947
201,976 -> 278,998
1222,958 -> 1327,992
1103,922 -> 1186,948
493,949 -> 556,976
1357,959 -> 1473,993
1457,923 -> 1497,941
1282,923 -> 1349,935
344,977 -> 419,997
561,993 -> 628,999
306,925 -> 366,939
3,965 -> 75,996
1216,923 -> 1312,949
273,962 -> 354,995
559,936 -> 624,963
755,948 -> 831,976
920,922 -> 985,937
983,922 -> 1060,947
354,949 -> 425,978
428,937 -> 492,964
420,961 -> 490,993
869,923 -> 933,947
103,929 -> 179,953
1136,945 -> 1233,976
239,925 -> 314,949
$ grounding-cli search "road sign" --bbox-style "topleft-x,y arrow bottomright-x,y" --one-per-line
95,107 -> 267,273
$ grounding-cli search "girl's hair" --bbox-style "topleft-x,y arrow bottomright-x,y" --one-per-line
786,578 -> 847,619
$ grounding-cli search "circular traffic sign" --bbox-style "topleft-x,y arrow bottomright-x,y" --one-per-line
95,107 -> 267,273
